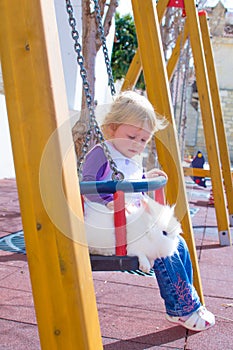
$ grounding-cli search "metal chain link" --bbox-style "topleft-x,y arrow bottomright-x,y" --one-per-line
93,0 -> 116,96
65,0 -> 124,180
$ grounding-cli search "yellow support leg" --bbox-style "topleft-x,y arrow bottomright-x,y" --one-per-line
122,21 -> 189,91
123,3 -> 232,247
131,0 -> 204,303
122,0 -> 169,90
121,49 -> 142,91
166,20 -> 189,80
156,0 -> 170,21
184,0 -> 231,246
0,1 -> 102,349
199,11 -> 233,237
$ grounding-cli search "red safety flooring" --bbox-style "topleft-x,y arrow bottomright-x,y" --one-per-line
0,178 -> 232,350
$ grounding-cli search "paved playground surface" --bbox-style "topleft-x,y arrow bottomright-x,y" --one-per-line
0,178 -> 232,349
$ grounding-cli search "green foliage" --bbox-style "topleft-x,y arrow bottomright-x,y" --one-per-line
111,12 -> 145,89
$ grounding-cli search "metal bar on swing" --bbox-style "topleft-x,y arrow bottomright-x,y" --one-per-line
79,176 -> 167,194
114,191 -> 127,256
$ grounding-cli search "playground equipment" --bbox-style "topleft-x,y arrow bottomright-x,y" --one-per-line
1,0 -> 232,349
80,178 -> 167,270
123,1 -> 233,247
65,0 -> 168,271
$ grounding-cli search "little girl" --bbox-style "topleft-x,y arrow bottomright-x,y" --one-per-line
82,91 -> 215,332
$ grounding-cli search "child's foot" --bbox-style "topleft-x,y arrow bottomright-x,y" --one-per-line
166,306 -> 215,331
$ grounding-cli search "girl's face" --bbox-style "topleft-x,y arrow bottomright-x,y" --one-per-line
109,123 -> 152,158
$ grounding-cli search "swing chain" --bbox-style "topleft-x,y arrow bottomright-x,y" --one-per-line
65,1 -> 94,112
93,0 -> 116,96
65,0 -> 124,180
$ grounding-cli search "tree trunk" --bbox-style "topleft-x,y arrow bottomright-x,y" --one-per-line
72,0 -> 118,159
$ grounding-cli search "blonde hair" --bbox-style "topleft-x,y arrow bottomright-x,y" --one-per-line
101,90 -> 166,139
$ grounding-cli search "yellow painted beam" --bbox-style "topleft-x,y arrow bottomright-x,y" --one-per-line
183,167 -> 211,177
0,1 -> 102,349
121,49 -> 142,91
183,167 -> 233,178
122,0 -> 169,90
167,20 -> 189,81
184,0 -> 231,246
131,0 -> 204,303
122,1 -> 189,90
183,167 -> 233,180
156,0 -> 170,22
199,11 -> 233,228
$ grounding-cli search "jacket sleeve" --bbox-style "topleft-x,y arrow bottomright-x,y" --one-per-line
82,145 -> 114,204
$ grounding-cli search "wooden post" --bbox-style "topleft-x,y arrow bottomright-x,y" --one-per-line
199,11 -> 233,239
184,0 -> 231,246
123,2 -> 232,247
121,49 -> 142,91
122,0 -> 169,90
0,1 -> 103,349
166,20 -> 189,80
131,0 -> 204,303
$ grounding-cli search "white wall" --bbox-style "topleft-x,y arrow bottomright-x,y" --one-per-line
0,0 -> 115,179
54,0 -> 115,112
212,37 -> 233,90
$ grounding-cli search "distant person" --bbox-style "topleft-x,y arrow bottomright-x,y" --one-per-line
190,150 -> 207,188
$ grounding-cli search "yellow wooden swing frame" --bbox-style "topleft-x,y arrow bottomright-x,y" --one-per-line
0,0 -> 232,348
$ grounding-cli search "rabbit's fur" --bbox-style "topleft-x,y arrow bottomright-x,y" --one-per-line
84,196 -> 181,273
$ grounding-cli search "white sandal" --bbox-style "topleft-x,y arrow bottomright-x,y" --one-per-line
166,306 -> 215,332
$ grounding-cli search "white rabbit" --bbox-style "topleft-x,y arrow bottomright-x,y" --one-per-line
84,196 -> 181,273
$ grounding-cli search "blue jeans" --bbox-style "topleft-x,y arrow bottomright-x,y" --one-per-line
153,236 -> 201,317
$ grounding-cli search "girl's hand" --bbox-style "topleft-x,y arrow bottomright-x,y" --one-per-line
145,168 -> 168,179
106,201 -> 114,210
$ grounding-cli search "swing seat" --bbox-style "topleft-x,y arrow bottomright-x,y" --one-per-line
80,177 -> 167,271
90,255 -> 139,271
